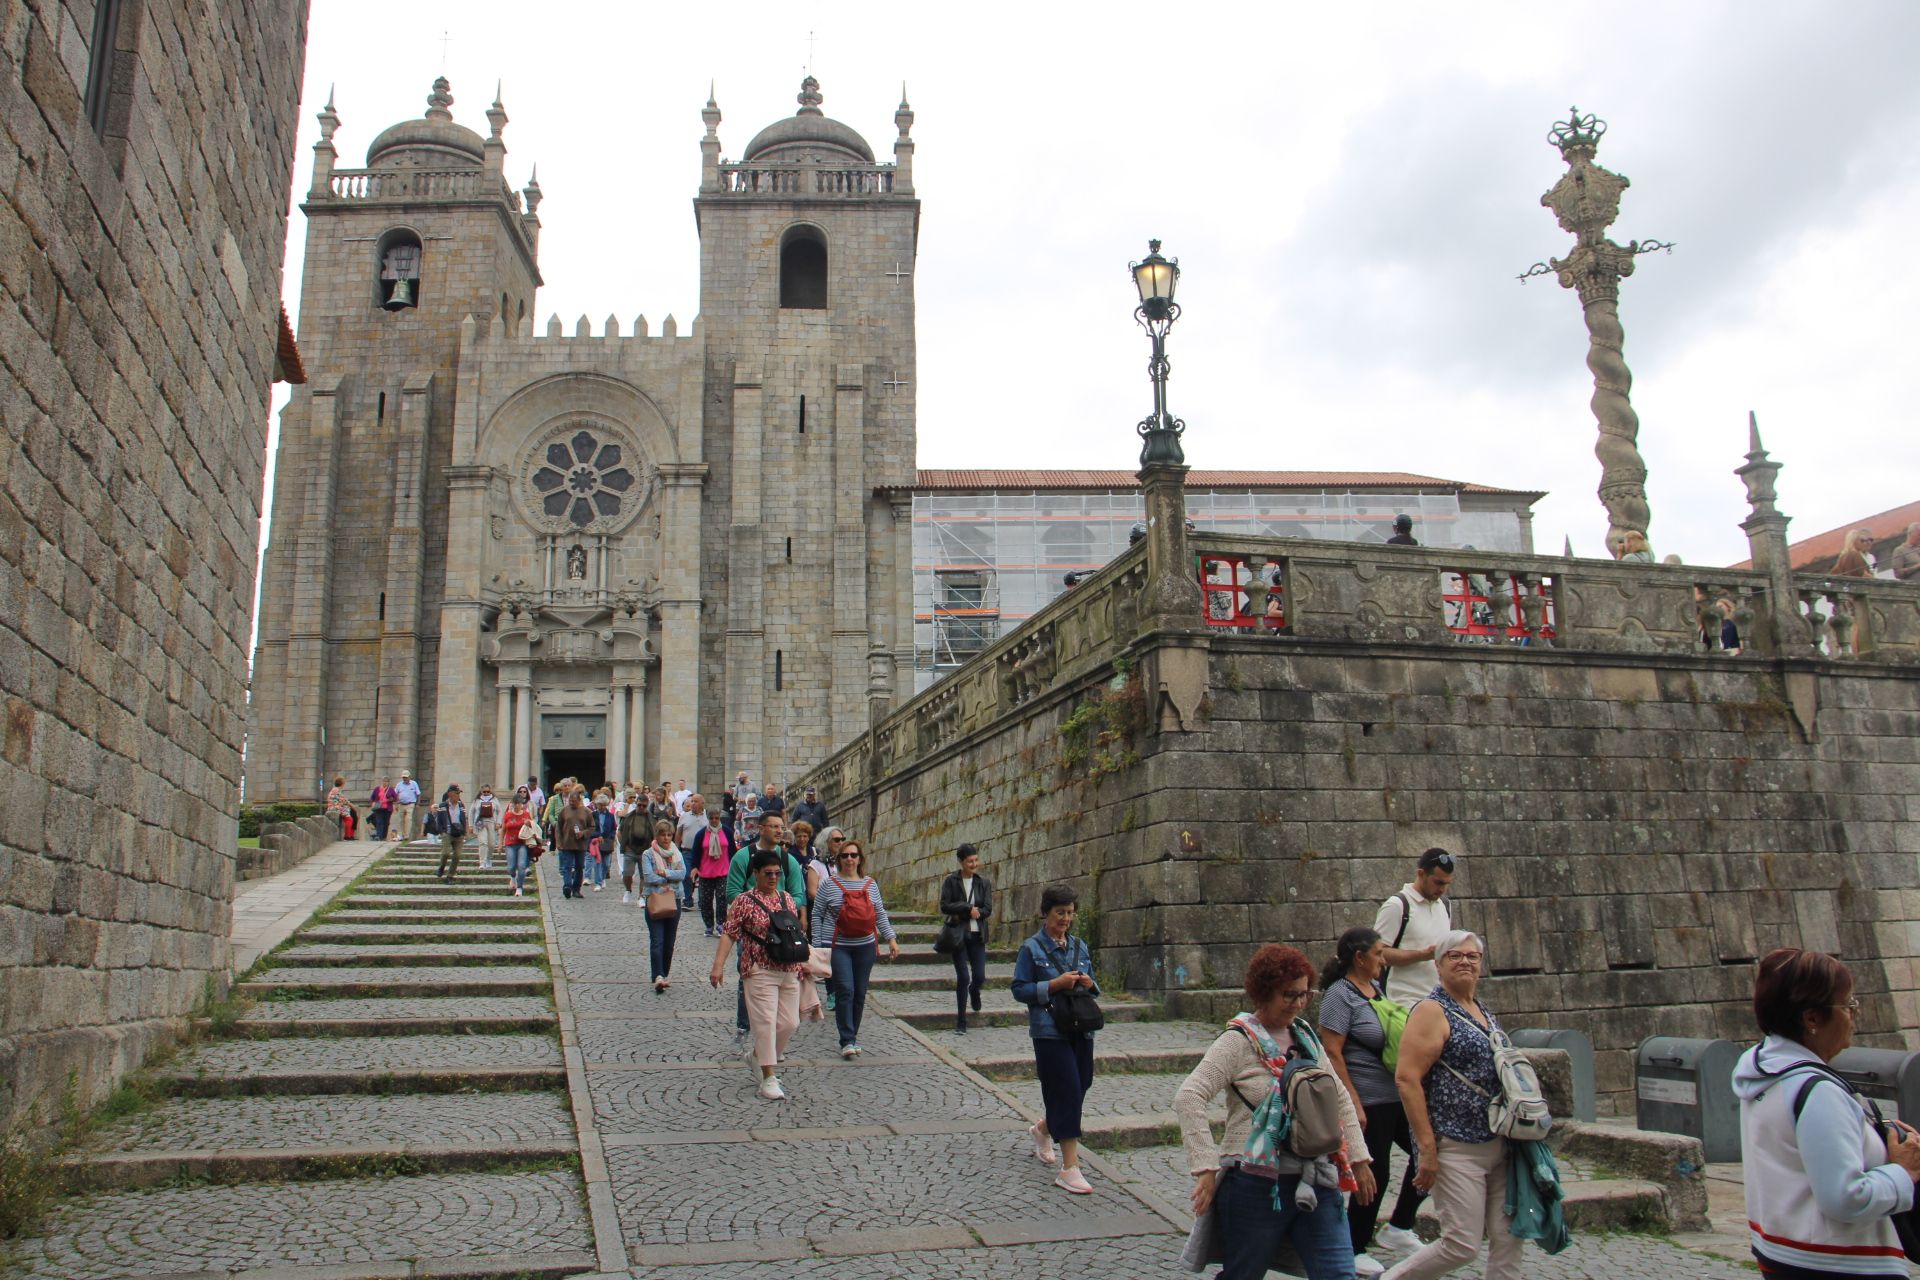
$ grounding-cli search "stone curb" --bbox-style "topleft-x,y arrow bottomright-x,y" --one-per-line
533,855 -> 630,1275
968,1047 -> 1203,1081
157,1065 -> 567,1097
62,1140 -> 579,1190
126,1249 -> 600,1279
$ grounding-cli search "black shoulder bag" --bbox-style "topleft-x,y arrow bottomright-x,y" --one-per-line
1044,937 -> 1104,1038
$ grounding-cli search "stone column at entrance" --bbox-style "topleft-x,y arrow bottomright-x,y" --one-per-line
630,672 -> 648,786
608,683 -> 628,786
493,683 -> 512,791
512,684 -> 533,783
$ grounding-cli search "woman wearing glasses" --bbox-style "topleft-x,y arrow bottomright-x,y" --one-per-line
1732,949 -> 1920,1280
1175,943 -> 1372,1279
1383,931 -> 1517,1280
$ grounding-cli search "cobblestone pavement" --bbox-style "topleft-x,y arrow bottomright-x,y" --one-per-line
275,940 -> 547,962
302,921 -> 544,937
921,1019 -> 1217,1064
626,1236 -> 1198,1279
251,962 -> 549,985
237,994 -> 556,1023
1003,1070 -> 1219,1122
5,1170 -> 593,1280
82,1091 -> 577,1152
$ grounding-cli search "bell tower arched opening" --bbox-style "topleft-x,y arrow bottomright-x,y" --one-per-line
779,225 -> 828,309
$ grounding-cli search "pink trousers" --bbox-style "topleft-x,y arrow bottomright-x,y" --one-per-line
743,969 -> 800,1068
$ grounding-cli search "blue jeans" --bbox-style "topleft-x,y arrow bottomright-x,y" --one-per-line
506,843 -> 530,890
1215,1166 -> 1355,1280
647,911 -> 680,981
830,940 -> 877,1048
587,850 -> 607,887
559,850 -> 585,896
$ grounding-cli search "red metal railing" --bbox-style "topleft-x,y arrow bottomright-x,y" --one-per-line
1196,554 -> 1285,630
1443,571 -> 1556,642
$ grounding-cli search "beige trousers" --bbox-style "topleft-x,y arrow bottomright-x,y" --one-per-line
1382,1137 -> 1523,1280
743,968 -> 800,1068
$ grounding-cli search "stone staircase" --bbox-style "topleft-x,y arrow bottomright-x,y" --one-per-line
11,839 -> 599,1280
877,920 -> 1697,1243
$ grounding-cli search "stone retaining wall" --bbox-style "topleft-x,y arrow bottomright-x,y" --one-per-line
239,815 -> 340,882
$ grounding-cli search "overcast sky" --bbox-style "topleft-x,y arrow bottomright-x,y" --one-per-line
268,0 -> 1919,574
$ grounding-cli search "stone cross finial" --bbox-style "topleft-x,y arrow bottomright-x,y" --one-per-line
486,81 -> 507,139
797,75 -> 823,115
426,76 -> 454,121
1737,410 -> 1781,516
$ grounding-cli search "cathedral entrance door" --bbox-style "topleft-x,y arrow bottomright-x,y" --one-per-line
540,714 -> 609,791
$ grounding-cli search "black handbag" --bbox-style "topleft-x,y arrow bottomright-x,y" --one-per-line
1049,988 -> 1105,1038
934,918 -> 966,954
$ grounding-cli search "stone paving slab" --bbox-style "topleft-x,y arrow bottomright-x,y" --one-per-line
866,963 -> 1018,988
575,1007 -> 922,1065
324,909 -> 541,924
80,1092 -> 578,1154
237,995 -> 556,1035
344,894 -> 540,910
7,1170 -> 594,1279
303,922 -> 544,939
169,1033 -> 563,1078
606,1131 -> 1145,1247
241,966 -> 550,998
625,1236 -> 1187,1278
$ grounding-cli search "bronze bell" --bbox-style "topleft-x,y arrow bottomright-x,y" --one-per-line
383,276 -> 413,310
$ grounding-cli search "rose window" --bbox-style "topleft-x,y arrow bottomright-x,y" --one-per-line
529,429 -> 636,527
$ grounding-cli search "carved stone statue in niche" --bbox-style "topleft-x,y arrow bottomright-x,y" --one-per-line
566,544 -> 587,580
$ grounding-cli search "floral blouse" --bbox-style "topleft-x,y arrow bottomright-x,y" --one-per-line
723,889 -> 808,978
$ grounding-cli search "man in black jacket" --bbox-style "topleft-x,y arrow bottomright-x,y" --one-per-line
789,786 -> 828,834
434,786 -> 470,881
939,843 -> 994,1034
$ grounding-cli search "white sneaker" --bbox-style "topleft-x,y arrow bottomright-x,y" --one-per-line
840,1045 -> 857,1060
757,1075 -> 786,1101
1375,1225 -> 1421,1254
621,891 -> 632,904
1053,1167 -> 1092,1194
1353,1253 -> 1385,1277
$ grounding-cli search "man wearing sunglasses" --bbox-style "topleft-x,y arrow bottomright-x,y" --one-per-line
1373,848 -> 1457,1009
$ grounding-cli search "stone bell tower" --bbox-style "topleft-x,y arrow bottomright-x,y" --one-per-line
693,78 -> 920,785
249,77 -> 543,800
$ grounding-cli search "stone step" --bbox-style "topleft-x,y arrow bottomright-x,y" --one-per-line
343,894 -> 539,910
268,942 -> 547,966
157,1032 -> 565,1097
231,995 -> 556,1037
354,880 -> 544,895
5,1170 -> 595,1279
935,1021 -> 1218,1081
301,923 -> 544,944
240,965 -> 550,998
324,909 -> 542,924
1410,1178 -> 1670,1235
870,985 -> 1157,1029
887,946 -> 1019,966
867,962 -> 1018,989
66,1138 -> 576,1190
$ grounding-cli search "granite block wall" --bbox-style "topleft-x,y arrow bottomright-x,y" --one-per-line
820,634 -> 1920,1114
0,0 -> 308,1122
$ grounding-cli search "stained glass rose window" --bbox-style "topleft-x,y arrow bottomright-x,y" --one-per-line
528,427 -> 638,528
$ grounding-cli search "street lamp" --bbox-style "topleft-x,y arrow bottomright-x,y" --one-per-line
1130,239 -> 1185,467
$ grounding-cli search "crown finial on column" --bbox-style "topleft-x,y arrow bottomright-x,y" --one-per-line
317,85 -> 340,141
426,76 -> 454,121
797,75 -> 824,115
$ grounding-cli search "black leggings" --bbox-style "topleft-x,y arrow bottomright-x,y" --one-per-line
952,933 -> 986,1015
1349,1099 -> 1426,1252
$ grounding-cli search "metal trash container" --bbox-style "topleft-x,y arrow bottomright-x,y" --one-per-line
1826,1047 -> 1920,1127
1512,1028 -> 1597,1121
1636,1036 -> 1742,1162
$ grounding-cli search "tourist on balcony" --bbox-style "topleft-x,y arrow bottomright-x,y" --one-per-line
1733,948 -> 1920,1280
1716,599 -> 1744,657
1320,927 -> 1424,1274
1833,528 -> 1877,578
1176,943 -> 1372,1279
1386,514 -> 1419,546
940,843 -> 993,1034
1383,930 -> 1519,1280
811,838 -> 898,1059
711,846 -> 809,1101
642,818 -> 686,992
1012,884 -> 1102,1195
1892,524 -> 1920,582
1612,529 -> 1655,563
555,788 -> 595,899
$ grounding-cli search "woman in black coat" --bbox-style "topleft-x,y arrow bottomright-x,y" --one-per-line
939,843 -> 993,1033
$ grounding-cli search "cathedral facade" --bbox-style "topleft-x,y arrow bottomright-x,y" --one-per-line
249,75 -> 919,801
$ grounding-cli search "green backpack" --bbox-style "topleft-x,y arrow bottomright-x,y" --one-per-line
1366,994 -> 1411,1072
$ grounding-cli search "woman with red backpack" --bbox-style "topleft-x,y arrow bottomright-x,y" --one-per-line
809,837 -> 898,1059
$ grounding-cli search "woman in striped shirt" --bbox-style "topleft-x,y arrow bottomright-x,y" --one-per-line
810,839 -> 899,1059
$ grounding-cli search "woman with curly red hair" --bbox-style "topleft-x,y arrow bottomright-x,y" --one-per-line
1176,944 -> 1374,1279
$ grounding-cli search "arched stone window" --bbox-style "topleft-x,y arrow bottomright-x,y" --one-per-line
376,229 -> 422,310
779,225 -> 827,309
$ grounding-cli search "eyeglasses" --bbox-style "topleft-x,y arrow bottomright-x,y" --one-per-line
1278,988 -> 1316,1004
1832,999 -> 1862,1015
1443,951 -> 1483,964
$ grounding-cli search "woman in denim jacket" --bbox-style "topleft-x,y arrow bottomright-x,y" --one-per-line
1011,883 -> 1101,1195
640,818 -> 687,993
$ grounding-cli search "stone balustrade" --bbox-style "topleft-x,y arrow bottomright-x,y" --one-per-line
715,163 -> 897,196
805,532 -> 1920,811
324,167 -> 521,206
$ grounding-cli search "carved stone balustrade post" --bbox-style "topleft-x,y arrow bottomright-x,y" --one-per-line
1517,572 -> 1549,644
1737,413 -> 1811,657
1800,590 -> 1831,656
1824,588 -> 1858,657
1243,561 -> 1270,626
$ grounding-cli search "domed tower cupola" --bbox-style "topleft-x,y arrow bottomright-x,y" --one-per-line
741,76 -> 874,164
366,76 -> 487,168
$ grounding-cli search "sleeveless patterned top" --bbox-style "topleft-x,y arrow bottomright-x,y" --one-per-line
1424,986 -> 1502,1144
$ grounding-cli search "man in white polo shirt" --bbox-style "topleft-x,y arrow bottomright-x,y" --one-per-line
1373,847 -> 1457,1008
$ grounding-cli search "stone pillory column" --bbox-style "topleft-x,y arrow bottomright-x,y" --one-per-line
1525,107 -> 1673,560
494,683 -> 512,791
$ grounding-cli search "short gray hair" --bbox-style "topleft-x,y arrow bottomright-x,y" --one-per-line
1437,930 -> 1484,966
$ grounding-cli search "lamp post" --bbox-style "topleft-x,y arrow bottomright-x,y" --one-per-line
1128,239 -> 1204,640
1131,239 -> 1185,466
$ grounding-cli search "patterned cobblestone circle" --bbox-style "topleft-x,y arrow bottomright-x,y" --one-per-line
576,1009 -> 922,1064
10,1170 -> 592,1280
87,1092 -> 576,1153
178,1032 -> 561,1075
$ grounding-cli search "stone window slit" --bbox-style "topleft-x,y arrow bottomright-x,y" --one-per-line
377,392 -> 386,423
377,591 -> 386,621
799,395 -> 806,433
84,1 -> 125,137
785,537 -> 792,561
775,649 -> 784,691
